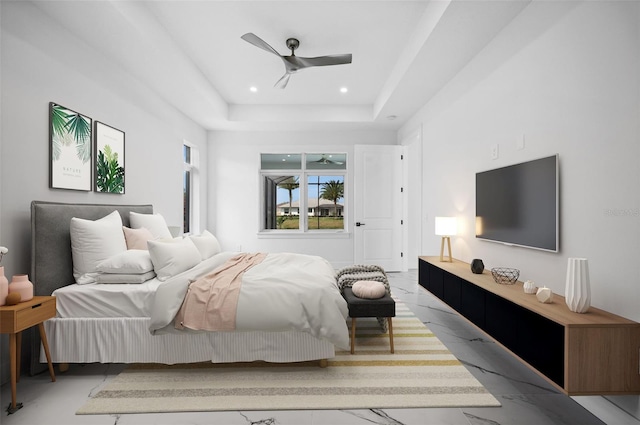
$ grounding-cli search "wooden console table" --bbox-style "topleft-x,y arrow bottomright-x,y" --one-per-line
419,256 -> 640,395
0,296 -> 56,413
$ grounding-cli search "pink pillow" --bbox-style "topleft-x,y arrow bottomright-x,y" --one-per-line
122,226 -> 154,250
352,280 -> 386,299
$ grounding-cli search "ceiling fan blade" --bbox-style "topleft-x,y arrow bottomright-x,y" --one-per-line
274,72 -> 291,89
296,54 -> 352,68
241,33 -> 281,57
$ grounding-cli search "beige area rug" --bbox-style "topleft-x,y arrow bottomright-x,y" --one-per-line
77,301 -> 500,414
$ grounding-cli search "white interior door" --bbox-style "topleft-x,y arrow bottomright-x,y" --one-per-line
354,145 -> 403,271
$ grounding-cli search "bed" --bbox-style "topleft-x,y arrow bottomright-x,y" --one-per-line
29,201 -> 349,374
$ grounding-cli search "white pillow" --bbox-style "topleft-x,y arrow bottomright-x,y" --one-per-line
129,212 -> 172,240
148,237 -> 201,281
122,226 -> 154,250
352,280 -> 387,299
189,230 -> 222,260
70,210 -> 127,284
96,250 -> 154,274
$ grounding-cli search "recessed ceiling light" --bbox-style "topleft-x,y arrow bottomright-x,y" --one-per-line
387,115 -> 397,120
250,86 -> 258,93
340,87 -> 348,93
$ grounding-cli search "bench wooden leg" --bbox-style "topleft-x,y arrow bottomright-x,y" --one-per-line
350,318 -> 357,354
387,317 -> 394,354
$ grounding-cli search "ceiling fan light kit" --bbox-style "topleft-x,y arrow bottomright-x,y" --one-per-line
241,33 -> 352,89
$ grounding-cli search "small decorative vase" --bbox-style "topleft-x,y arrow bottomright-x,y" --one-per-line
0,267 -> 8,306
536,286 -> 553,304
565,258 -> 590,313
8,274 -> 33,302
470,259 -> 484,274
523,280 -> 537,294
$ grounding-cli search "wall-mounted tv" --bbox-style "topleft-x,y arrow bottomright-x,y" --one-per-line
476,154 -> 559,252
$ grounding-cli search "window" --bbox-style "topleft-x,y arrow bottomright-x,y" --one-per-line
261,153 -> 346,233
183,144 -> 194,234
307,175 -> 344,229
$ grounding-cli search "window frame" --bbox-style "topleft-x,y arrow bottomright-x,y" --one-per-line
183,142 -> 199,235
258,153 -> 348,238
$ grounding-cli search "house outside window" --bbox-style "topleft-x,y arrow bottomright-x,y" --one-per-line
261,153 -> 346,233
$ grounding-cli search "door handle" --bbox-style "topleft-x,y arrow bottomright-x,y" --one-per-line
355,222 -> 365,227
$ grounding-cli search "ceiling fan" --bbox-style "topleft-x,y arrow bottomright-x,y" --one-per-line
241,33 -> 352,89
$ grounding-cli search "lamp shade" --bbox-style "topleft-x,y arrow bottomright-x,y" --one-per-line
435,217 -> 457,236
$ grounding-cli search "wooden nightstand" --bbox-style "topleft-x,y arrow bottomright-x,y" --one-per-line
0,296 -> 56,414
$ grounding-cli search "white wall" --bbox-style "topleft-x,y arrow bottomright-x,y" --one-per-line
0,2 -> 208,383
208,130 -> 395,269
400,1 -> 640,323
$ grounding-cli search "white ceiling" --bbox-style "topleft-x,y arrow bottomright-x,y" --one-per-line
33,0 -> 531,131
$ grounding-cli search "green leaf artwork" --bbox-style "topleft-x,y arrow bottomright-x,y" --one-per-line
50,102 -> 92,191
96,145 -> 125,194
50,104 -> 91,163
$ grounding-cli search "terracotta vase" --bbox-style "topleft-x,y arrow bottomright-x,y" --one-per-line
9,274 -> 33,302
0,267 -> 8,306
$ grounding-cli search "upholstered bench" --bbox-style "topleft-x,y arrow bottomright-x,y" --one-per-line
342,286 -> 395,354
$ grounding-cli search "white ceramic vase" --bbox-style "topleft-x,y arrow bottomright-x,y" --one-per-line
565,258 -> 590,313
523,280 -> 537,294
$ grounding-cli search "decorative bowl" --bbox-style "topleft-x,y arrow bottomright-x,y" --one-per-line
490,267 -> 520,285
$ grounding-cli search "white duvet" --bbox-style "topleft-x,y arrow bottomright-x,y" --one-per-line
149,252 -> 350,350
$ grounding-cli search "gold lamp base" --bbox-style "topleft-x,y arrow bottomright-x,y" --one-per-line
439,236 -> 452,262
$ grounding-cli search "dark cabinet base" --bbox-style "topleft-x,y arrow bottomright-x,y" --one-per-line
418,256 -> 640,395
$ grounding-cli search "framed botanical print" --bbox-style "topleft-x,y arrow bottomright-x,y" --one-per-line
49,102 -> 92,191
94,121 -> 125,194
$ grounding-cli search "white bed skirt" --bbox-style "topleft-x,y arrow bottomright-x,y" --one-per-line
41,317 -> 336,364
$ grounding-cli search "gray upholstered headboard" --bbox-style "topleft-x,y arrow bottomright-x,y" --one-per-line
30,201 -> 153,297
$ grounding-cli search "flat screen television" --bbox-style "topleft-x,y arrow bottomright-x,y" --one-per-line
475,154 -> 559,252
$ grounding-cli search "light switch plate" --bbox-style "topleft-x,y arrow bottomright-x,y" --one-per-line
491,144 -> 499,160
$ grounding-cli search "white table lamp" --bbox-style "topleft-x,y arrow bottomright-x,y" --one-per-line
435,217 -> 457,262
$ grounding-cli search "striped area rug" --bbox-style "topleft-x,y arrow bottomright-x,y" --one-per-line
76,301 -> 500,414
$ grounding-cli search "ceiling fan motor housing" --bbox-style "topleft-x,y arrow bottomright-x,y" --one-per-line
286,38 -> 300,55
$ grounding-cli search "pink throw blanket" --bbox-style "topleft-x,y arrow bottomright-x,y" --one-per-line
174,252 -> 267,331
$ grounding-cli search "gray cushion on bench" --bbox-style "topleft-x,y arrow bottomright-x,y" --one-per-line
343,287 -> 395,318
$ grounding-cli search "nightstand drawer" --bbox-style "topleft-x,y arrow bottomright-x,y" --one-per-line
0,297 -> 57,334
15,300 -> 56,332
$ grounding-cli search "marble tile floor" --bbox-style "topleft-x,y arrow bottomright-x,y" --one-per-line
1,270 -> 639,425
